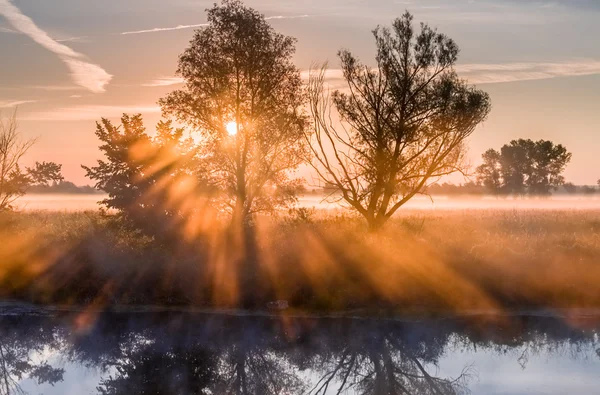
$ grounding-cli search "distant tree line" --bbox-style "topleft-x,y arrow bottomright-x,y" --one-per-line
476,139 -> 572,196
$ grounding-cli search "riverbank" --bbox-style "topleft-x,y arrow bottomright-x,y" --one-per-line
1,209 -> 599,313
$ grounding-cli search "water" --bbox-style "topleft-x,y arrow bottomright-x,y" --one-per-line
15,193 -> 600,212
1,308 -> 598,394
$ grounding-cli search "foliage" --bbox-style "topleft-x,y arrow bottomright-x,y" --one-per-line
26,161 -> 64,187
476,139 -> 572,196
160,0 -> 308,223
0,319 -> 64,395
306,12 -> 491,229
0,111 -> 63,211
82,114 -> 204,239
0,111 -> 35,211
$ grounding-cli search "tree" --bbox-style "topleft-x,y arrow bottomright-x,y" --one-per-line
476,139 -> 571,196
160,0 -> 308,224
82,114 -> 202,239
306,12 -> 491,230
0,111 -> 36,211
526,139 -> 571,195
563,182 -> 577,194
27,161 -> 64,187
476,149 -> 503,195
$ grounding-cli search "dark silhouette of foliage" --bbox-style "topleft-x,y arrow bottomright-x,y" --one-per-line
563,182 -> 577,194
160,0 -> 308,223
0,317 -> 64,395
306,12 -> 491,229
476,149 -> 503,195
82,114 -> 203,240
0,111 -> 65,211
425,181 -> 485,196
476,139 -> 571,196
0,111 -> 35,211
26,162 -> 63,187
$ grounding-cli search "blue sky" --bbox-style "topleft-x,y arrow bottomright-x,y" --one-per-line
1,0 -> 599,184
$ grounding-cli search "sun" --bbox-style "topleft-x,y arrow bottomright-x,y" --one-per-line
226,121 -> 238,136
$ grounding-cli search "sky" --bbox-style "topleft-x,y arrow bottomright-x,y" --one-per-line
1,0 -> 599,185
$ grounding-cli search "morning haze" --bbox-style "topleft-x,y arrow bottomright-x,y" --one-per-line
0,2 -> 600,393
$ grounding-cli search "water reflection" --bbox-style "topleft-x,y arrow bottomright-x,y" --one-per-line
0,312 -> 598,394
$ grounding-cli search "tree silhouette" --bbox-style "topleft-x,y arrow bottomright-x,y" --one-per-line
82,114 -> 202,240
0,111 -> 64,211
26,162 -> 64,187
0,111 -> 35,211
476,149 -> 503,195
476,139 -> 571,196
306,12 -> 491,229
0,317 -> 64,395
160,0 -> 308,224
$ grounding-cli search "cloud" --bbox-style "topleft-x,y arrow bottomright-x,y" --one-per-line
455,60 -> 600,84
0,99 -> 37,108
22,105 -> 161,121
303,59 -> 600,88
55,35 -> 90,43
0,0 -> 112,93
0,25 -> 16,33
142,77 -> 185,87
121,23 -> 208,35
121,14 -> 313,35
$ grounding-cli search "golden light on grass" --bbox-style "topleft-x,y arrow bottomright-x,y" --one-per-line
226,121 -> 238,136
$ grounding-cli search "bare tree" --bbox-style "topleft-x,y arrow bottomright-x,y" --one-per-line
0,110 -> 35,211
306,12 -> 491,229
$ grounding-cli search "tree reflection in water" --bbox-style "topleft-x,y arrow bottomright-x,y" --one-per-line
0,317 -> 64,395
0,313 -> 598,394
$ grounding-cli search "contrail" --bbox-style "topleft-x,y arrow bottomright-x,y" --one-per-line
0,0 -> 112,93
121,14 -> 313,35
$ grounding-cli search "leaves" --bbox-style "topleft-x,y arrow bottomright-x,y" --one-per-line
476,139 -> 572,196
307,12 -> 490,229
160,0 -> 308,221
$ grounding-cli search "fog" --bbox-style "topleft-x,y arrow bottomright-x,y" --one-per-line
15,193 -> 600,212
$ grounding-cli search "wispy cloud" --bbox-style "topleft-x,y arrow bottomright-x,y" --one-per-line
23,105 -> 161,121
55,35 -> 90,43
303,59 -> 600,88
0,99 -> 37,108
0,25 -> 16,33
455,60 -> 600,84
142,76 -> 185,87
121,23 -> 208,35
0,0 -> 111,93
121,14 -> 313,35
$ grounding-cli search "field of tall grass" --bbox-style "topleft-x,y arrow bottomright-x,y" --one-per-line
1,209 -> 599,314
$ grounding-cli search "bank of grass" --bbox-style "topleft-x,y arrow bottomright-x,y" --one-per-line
0,209 -> 599,313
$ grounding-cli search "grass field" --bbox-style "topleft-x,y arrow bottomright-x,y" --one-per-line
1,209 -> 599,313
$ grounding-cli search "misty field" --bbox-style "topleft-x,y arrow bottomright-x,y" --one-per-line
1,209 -> 599,314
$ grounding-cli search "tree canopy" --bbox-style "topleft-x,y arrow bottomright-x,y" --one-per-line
160,0 -> 308,223
306,12 -> 491,229
476,139 -> 571,196
82,114 -> 203,239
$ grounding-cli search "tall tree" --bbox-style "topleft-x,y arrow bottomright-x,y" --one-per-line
160,0 -> 308,224
476,139 -> 571,196
527,139 -> 571,195
306,12 -> 491,230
